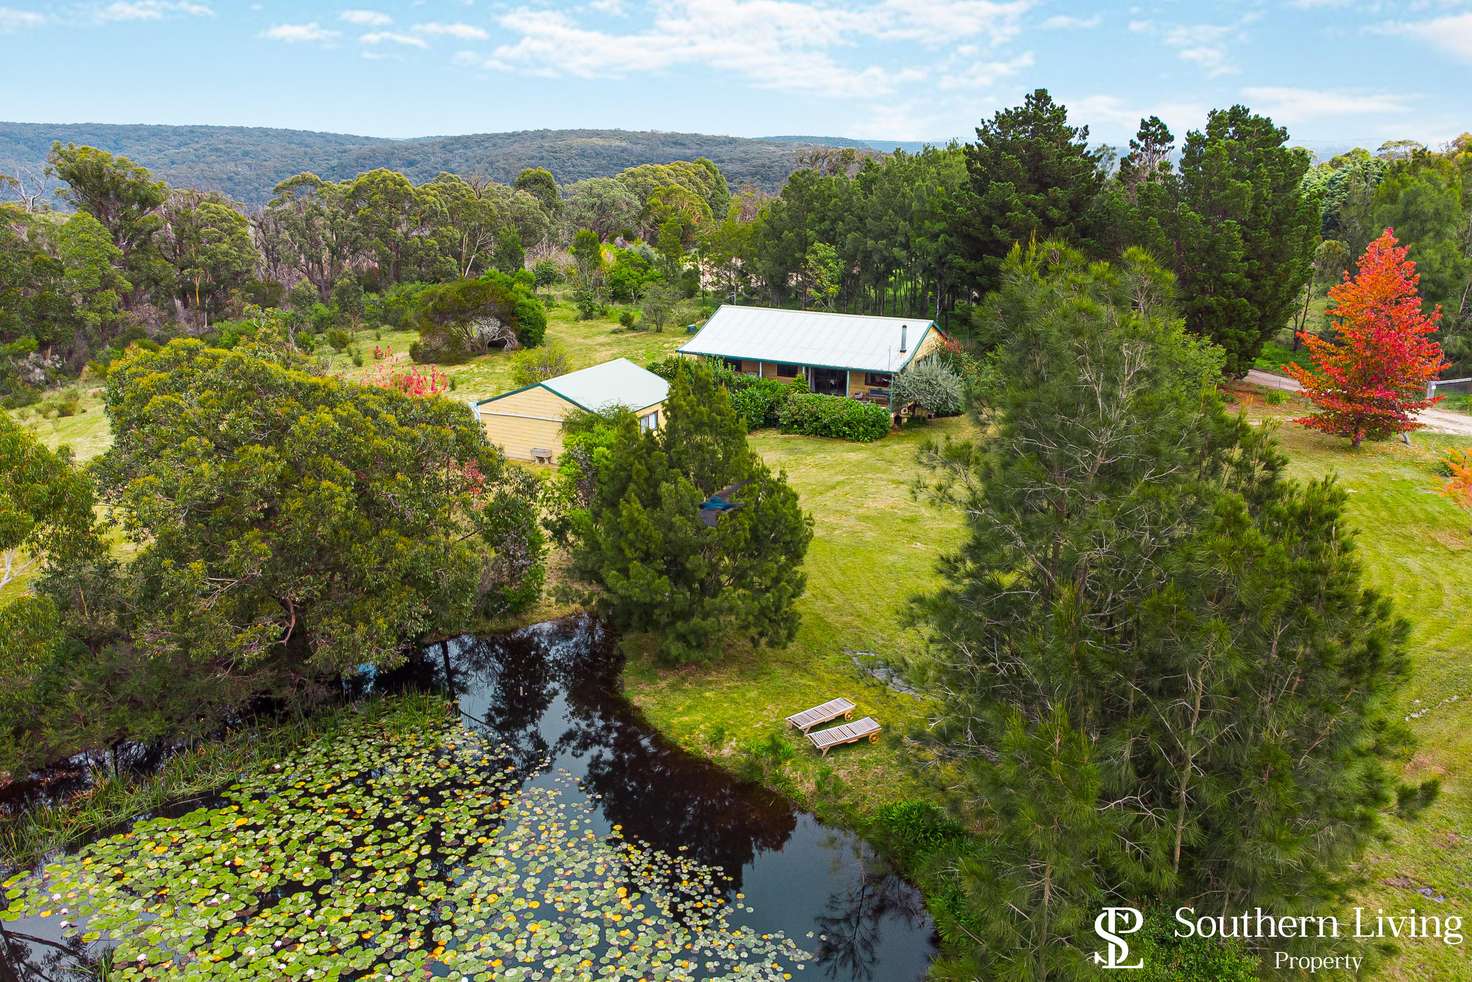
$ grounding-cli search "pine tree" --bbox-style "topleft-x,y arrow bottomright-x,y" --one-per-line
953,90 -> 1104,295
569,363 -> 812,664
1288,228 -> 1448,446
912,242 -> 1412,970
1132,106 -> 1319,375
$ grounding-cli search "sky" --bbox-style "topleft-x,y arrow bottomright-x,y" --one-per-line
0,0 -> 1469,149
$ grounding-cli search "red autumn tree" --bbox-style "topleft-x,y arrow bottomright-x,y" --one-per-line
1288,228 -> 1448,447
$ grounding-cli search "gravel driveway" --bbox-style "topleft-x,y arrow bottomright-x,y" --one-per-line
1243,369 -> 1472,438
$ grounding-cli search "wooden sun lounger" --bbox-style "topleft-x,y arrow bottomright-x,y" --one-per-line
785,697 -> 856,733
807,717 -> 881,755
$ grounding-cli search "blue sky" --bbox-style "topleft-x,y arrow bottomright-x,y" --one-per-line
1,0 -> 1468,148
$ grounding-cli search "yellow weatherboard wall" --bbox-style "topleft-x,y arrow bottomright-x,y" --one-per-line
479,385 -> 664,463
480,386 -> 573,462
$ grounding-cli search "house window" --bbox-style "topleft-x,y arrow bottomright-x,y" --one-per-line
865,372 -> 892,389
723,358 -> 743,373
640,411 -> 660,433
775,363 -> 800,378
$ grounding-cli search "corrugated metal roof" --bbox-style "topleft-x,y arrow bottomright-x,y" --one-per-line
542,357 -> 668,412
679,305 -> 938,373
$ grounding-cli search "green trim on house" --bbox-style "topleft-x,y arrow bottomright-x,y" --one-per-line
678,322 -> 944,376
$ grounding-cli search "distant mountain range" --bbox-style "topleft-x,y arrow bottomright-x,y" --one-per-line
0,122 -> 944,208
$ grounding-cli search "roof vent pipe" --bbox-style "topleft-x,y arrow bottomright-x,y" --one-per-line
900,324 -> 908,353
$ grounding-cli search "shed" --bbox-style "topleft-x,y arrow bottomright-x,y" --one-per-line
471,358 -> 668,463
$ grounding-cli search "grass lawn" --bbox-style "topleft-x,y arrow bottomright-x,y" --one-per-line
623,416 -> 974,826
3,299 -> 687,465
628,389 -> 1472,978
319,299 -> 688,402
1233,389 -> 1472,979
9,311 -> 1472,975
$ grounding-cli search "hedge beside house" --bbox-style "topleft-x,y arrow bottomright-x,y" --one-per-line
778,393 -> 892,442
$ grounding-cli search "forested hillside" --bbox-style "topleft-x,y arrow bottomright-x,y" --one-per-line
0,123 -> 833,207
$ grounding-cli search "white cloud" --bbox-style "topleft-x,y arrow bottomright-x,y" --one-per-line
341,9 -> 391,26
1241,86 -> 1413,123
1132,15 -> 1258,78
95,0 -> 211,21
413,21 -> 489,40
361,30 -> 429,48
937,51 -> 1034,90
0,6 -> 44,30
1066,94 -> 1209,138
874,0 -> 1030,46
469,0 -> 1027,97
1382,12 -> 1472,62
1041,13 -> 1100,30
261,21 -> 341,43
587,0 -> 625,13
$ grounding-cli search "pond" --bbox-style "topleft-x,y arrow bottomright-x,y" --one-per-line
0,617 -> 935,980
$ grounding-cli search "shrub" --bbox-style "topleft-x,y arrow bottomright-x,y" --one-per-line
873,801 -> 967,867
409,273 -> 546,363
891,357 -> 964,417
531,259 -> 560,290
646,357 -> 806,431
778,393 -> 891,441
573,285 -> 602,321
365,281 -> 430,329
618,308 -> 638,329
510,341 -> 572,386
40,390 -> 82,418
607,247 -> 658,303
729,377 -> 798,430
325,327 -> 352,352
1134,915 -> 1259,981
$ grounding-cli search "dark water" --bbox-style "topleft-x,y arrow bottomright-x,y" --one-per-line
0,617 -> 936,980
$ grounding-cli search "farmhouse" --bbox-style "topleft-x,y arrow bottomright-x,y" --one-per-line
679,305 -> 946,404
471,357 -> 668,463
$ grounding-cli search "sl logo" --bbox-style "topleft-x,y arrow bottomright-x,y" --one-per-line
1092,906 -> 1144,970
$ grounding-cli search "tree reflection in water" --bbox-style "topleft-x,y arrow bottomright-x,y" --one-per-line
0,921 -> 109,982
441,618 -> 798,885
809,837 -> 931,981
1,616 -> 936,982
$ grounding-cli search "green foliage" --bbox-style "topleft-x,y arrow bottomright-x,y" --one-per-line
953,89 -> 1105,295
568,363 -> 812,664
1253,339 -> 1313,373
1367,144 -> 1472,371
778,392 -> 891,442
1134,916 -> 1259,982
1,701 -> 811,978
509,339 -> 571,386
364,280 -> 429,329
531,258 -> 560,290
513,165 -> 560,213
607,247 -> 658,302
911,243 -> 1414,971
409,272 -> 546,362
645,356 -> 804,430
638,277 -> 682,332
0,339 -> 546,773
491,225 -> 525,274
0,203 -> 130,391
872,801 -> 967,868
890,357 -> 963,417
728,376 -> 801,430
1131,106 -> 1318,375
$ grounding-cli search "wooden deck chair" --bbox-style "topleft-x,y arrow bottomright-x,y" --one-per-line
807,716 -> 881,755
785,697 -> 856,733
